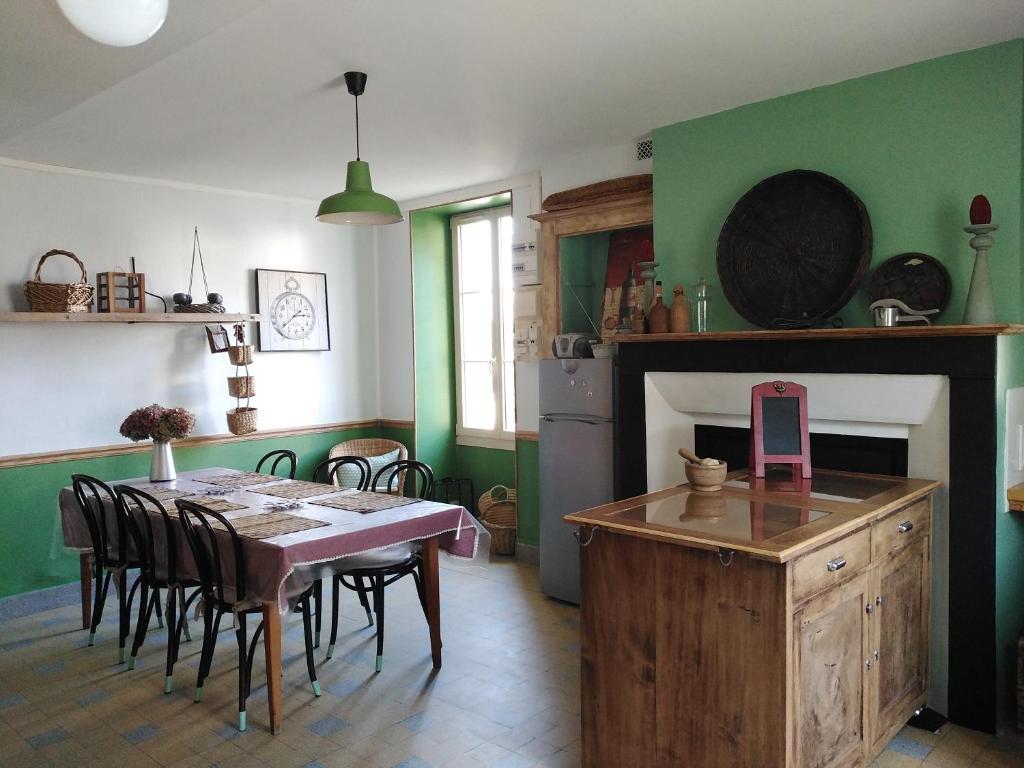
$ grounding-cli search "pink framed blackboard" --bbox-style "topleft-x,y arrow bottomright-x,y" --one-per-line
748,380 -> 811,479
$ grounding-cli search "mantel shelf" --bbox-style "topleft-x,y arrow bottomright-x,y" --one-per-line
612,323 -> 1024,343
0,312 -> 262,324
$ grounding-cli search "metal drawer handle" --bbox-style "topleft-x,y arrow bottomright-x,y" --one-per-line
898,521 -> 914,533
826,557 -> 846,572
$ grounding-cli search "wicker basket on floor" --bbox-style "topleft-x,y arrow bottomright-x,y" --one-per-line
479,485 -> 517,556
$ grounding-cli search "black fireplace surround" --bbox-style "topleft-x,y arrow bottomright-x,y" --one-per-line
615,335 -> 998,732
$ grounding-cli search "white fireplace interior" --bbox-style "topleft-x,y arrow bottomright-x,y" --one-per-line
644,371 -> 950,713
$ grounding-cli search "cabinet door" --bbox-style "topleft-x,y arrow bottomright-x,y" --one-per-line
794,572 -> 871,768
869,537 -> 930,753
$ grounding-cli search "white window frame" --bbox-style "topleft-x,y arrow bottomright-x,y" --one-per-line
451,205 -> 515,450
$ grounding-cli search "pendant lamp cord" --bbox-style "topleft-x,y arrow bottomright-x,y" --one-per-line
354,93 -> 360,160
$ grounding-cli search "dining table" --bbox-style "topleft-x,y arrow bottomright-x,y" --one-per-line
58,466 -> 481,733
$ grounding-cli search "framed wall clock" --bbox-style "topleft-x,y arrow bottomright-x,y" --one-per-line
255,269 -> 330,352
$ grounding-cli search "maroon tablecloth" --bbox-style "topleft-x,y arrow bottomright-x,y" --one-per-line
59,467 -> 481,613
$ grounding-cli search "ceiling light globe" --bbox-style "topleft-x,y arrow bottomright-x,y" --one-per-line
57,0 -> 168,47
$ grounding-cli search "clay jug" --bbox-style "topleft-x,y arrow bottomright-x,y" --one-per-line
669,284 -> 690,333
648,281 -> 669,334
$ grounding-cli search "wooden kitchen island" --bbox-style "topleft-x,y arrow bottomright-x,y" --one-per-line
565,468 -> 940,768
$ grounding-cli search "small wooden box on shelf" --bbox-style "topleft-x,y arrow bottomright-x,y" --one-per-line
96,271 -> 145,313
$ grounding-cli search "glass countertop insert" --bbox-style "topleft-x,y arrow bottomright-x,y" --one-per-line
723,468 -> 905,502
612,492 -> 830,542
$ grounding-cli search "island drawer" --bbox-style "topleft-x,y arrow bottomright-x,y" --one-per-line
872,499 -> 930,560
792,526 -> 872,604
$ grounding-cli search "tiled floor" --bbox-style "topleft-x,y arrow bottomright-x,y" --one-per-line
0,557 -> 1022,767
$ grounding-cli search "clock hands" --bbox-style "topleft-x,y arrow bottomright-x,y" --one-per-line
282,310 -> 311,327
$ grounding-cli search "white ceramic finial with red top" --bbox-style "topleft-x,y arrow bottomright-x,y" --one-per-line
963,195 -> 998,324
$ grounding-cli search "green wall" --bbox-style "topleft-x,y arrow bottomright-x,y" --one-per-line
560,231 -> 610,334
0,426 -> 377,599
653,40 -> 1024,329
411,206 -> 458,480
410,195 -> 518,519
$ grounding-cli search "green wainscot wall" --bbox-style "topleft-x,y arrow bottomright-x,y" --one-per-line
0,426 -> 377,600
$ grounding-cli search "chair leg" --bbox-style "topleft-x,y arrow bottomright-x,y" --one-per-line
194,605 -> 221,703
355,575 -> 373,627
326,576 -> 341,660
117,570 -> 131,664
235,612 -> 248,731
154,588 -> 164,629
411,562 -> 430,623
164,589 -> 179,694
88,569 -> 111,646
300,597 -> 321,696
313,579 -> 322,648
127,583 -> 154,670
372,576 -> 385,673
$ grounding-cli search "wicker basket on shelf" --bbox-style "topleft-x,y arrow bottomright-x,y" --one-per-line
24,250 -> 94,312
479,485 -> 517,556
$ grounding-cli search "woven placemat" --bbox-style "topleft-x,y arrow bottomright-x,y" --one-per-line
124,486 -> 192,502
199,471 -> 279,488
252,481 -> 335,500
228,511 -> 328,540
179,498 -> 248,513
312,491 -> 418,514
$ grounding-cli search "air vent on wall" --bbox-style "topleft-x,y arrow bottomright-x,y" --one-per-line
636,136 -> 653,161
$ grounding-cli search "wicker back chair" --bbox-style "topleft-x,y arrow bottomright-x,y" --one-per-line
329,438 -> 408,492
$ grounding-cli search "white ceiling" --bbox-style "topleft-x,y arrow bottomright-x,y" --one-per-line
2,0 -> 1022,202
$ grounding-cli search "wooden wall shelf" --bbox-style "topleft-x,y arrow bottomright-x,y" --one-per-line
0,312 -> 262,324
613,324 -> 1024,343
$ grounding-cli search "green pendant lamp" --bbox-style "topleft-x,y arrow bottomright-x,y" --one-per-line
316,71 -> 403,225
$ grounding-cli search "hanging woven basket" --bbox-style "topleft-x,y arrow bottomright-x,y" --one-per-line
226,405 -> 258,435
228,345 -> 253,365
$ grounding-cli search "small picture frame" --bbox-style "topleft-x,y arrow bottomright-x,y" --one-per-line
205,324 -> 230,354
255,269 -> 330,352
748,380 -> 812,479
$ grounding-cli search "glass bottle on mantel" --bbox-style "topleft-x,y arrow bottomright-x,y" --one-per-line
630,288 -> 646,334
692,278 -> 711,333
648,281 -> 669,333
669,284 -> 690,333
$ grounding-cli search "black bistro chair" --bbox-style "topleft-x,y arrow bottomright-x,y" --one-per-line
71,474 -> 154,663
115,486 -> 203,691
310,455 -> 373,649
175,499 -> 320,731
255,449 -> 297,479
328,460 -> 435,672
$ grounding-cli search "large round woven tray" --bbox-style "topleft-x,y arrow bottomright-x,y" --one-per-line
716,170 -> 872,328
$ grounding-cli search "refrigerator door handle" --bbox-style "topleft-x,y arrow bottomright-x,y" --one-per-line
541,413 -> 612,425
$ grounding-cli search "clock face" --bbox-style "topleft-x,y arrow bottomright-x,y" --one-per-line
270,291 -> 316,340
256,270 -> 330,352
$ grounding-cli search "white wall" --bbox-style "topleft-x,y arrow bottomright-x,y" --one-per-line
0,161 -> 379,456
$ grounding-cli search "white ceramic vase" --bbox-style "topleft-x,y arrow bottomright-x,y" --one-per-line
149,440 -> 176,482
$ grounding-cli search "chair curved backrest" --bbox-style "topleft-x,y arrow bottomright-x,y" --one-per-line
175,499 -> 248,607
330,438 -> 408,493
255,449 -> 297,479
312,456 -> 371,490
373,460 -> 434,500
71,474 -> 121,565
116,486 -> 180,586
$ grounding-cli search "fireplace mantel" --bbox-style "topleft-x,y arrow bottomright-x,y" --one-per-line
613,329 -> 1019,733
615,323 -> 1024,344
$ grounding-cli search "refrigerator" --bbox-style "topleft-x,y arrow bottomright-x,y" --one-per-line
539,357 -> 616,603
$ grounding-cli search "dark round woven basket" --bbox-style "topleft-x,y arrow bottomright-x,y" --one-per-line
868,252 -> 951,314
716,170 -> 872,328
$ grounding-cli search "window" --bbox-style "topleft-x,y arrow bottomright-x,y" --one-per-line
451,205 -> 515,448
